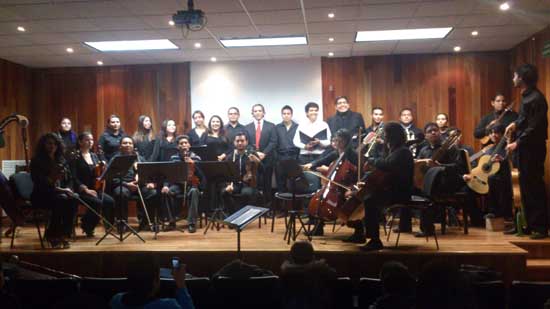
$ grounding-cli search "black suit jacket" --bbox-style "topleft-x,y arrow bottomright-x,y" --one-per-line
245,120 -> 277,162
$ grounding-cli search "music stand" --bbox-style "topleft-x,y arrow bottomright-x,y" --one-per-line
137,161 -> 188,239
224,205 -> 269,259
96,155 -> 144,245
190,145 -> 207,160
197,161 -> 239,234
278,159 -> 312,243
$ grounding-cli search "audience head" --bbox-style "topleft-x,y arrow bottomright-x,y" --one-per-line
436,113 -> 449,129
106,114 -> 122,132
335,96 -> 350,113
281,105 -> 293,123
424,122 -> 441,144
59,117 -> 72,133
514,63 -> 538,88
371,107 -> 384,124
208,115 -> 224,135
228,107 -> 240,124
77,132 -> 94,151
35,132 -> 64,160
126,254 -> 161,299
289,240 -> 315,265
192,110 -> 206,127
383,122 -> 406,149
491,93 -> 507,112
234,131 -> 249,151
399,108 -> 414,125
379,261 -> 415,295
252,104 -> 266,121
305,102 -> 319,122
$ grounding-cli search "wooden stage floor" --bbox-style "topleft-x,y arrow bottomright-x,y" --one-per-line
0,217 -> 541,283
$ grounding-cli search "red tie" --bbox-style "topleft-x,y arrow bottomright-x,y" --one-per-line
255,120 -> 261,149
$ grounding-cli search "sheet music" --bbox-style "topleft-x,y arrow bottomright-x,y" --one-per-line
1,160 -> 26,177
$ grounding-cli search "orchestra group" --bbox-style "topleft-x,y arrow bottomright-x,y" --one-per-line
26,63 -> 548,251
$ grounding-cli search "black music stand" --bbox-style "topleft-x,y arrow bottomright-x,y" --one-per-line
197,161 -> 239,234
190,145 -> 207,160
224,205 -> 269,259
137,161 -> 187,239
96,155 -> 144,245
278,159 -> 312,243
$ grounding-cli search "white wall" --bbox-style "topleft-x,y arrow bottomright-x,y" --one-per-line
190,58 -> 322,126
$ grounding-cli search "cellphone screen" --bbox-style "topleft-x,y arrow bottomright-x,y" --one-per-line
171,258 -> 180,269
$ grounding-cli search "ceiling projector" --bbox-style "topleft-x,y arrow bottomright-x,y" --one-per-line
172,0 -> 207,31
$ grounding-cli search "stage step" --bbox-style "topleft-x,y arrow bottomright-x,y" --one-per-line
511,240 -> 550,259
526,259 -> 550,281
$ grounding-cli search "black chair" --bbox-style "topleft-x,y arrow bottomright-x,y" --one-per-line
8,278 -> 79,308
211,275 -> 281,309
275,192 -> 315,243
331,277 -> 354,309
9,172 -> 49,249
358,277 -> 383,309
79,277 -> 128,303
473,280 -> 506,309
159,277 -> 211,308
510,280 -> 550,309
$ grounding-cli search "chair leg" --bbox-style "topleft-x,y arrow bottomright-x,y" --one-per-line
433,228 -> 440,250
395,230 -> 401,248
10,222 -> 16,249
34,215 -> 45,249
386,213 -> 395,242
332,220 -> 336,233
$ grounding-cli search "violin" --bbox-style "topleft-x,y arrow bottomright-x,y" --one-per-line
184,150 -> 200,187
243,149 -> 260,188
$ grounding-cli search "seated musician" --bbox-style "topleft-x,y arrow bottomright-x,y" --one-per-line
70,132 -> 115,237
110,136 -> 157,232
163,135 -> 202,233
305,129 -> 358,237
222,131 -> 262,213
464,124 -> 512,220
30,133 -> 78,249
348,122 -> 414,251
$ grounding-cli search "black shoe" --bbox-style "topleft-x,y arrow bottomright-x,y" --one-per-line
305,225 -> 324,236
188,224 -> 196,233
342,233 -> 366,244
84,230 -> 94,238
61,240 -> 71,249
530,231 -> 547,240
359,239 -> 384,251
392,227 -> 412,234
414,231 -> 435,238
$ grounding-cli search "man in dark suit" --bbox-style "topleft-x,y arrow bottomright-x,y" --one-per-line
245,104 -> 277,206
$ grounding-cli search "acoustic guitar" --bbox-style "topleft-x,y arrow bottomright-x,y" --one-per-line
466,132 -> 508,194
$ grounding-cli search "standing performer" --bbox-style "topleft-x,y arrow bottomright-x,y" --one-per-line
327,96 -> 365,145
70,132 -> 115,237
506,64 -> 548,239
151,119 -> 178,162
275,105 -> 299,193
399,108 -> 424,158
363,107 -> 385,159
474,93 -> 518,143
55,117 -> 77,154
188,111 -> 208,146
133,115 -> 155,161
245,104 -> 277,206
205,115 -> 230,161
99,114 -> 125,162
224,107 -> 246,146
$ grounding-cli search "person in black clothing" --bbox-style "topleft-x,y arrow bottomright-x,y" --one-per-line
70,132 -> 115,237
222,132 -> 262,213
474,93 -> 518,142
30,133 -> 78,249
110,136 -> 157,231
399,108 -> 424,158
205,115 -> 230,161
275,105 -> 299,193
245,104 -> 277,206
327,96 -> 365,145
224,107 -> 246,147
187,110 -> 208,146
55,117 -> 77,154
354,122 -> 414,251
132,115 -> 155,161
506,64 -> 548,239
167,135 -> 202,233
436,113 -> 451,141
151,119 -> 178,162
99,114 -> 125,162
362,106 -> 385,159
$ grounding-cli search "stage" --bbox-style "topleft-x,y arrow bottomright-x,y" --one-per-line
1,217 -> 548,283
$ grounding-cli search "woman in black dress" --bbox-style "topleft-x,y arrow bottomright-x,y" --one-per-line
99,114 -> 125,162
70,132 -> 115,237
187,110 -> 208,146
133,115 -> 155,161
30,133 -> 78,249
151,119 -> 178,162
56,117 -> 77,154
205,115 -> 229,161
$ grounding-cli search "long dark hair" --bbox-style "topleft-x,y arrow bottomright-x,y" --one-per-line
159,119 -> 177,140
384,122 -> 406,149
105,114 -> 124,134
208,115 -> 225,136
133,115 -> 154,143
33,133 -> 65,162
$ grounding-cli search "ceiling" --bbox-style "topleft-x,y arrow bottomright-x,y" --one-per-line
0,0 -> 548,68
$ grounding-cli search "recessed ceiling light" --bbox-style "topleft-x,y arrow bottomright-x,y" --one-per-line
17,26 -> 25,32
169,20 -> 175,26
66,47 -> 74,53
355,27 -> 453,42
328,12 -> 335,18
471,30 -> 479,36
454,46 -> 461,52
210,57 -> 217,62
328,52 -> 334,57
328,37 -> 334,42
84,39 -> 179,52
194,42 -> 202,48
220,36 -> 307,47
97,60 -> 103,66
500,2 -> 510,11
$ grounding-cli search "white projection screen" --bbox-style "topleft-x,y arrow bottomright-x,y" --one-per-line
190,58 -> 322,126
